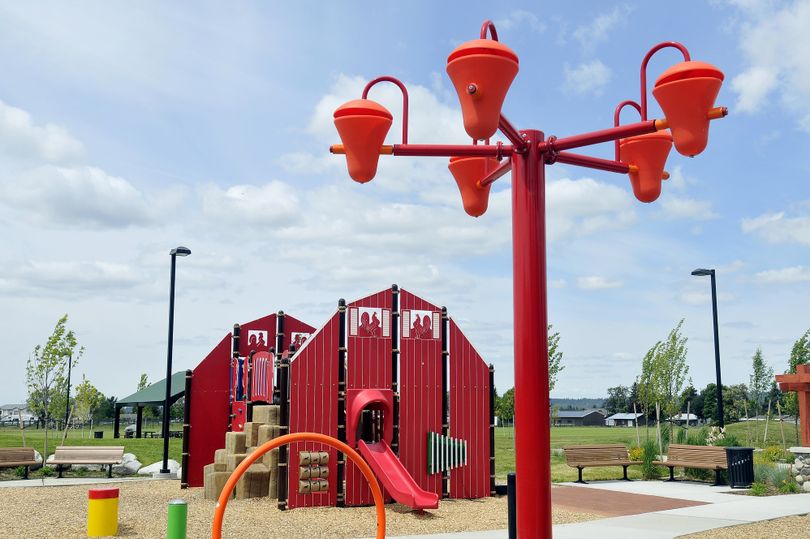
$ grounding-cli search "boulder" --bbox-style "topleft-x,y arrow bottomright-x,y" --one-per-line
31,449 -> 43,471
45,454 -> 69,470
113,457 -> 142,475
138,459 -> 180,476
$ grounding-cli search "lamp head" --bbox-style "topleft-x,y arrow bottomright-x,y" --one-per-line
691,268 -> 713,276
170,246 -> 191,257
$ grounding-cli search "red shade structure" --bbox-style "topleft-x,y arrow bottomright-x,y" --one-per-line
334,99 -> 393,183
776,364 -> 810,447
330,20 -> 727,538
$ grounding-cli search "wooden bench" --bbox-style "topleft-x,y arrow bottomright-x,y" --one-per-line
654,444 -> 728,485
563,444 -> 641,484
0,447 -> 38,479
50,446 -> 124,478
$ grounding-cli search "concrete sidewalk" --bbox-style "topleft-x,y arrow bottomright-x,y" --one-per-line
0,476 -> 158,488
358,481 -> 810,538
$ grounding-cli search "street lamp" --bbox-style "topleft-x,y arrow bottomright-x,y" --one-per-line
331,21 -> 726,538
692,267 -> 724,428
160,245 -> 191,476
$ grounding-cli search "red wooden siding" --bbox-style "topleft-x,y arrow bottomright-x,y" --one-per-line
239,314 -> 276,357
345,289 -> 392,506
187,335 -> 231,487
283,314 -> 317,351
449,319 -> 491,498
287,314 -> 340,509
399,288 -> 443,497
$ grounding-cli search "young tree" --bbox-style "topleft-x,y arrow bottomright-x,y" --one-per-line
637,320 -> 691,439
26,315 -> 84,458
497,387 -> 515,425
749,347 -> 774,417
548,325 -> 564,392
137,373 -> 149,391
74,376 -> 104,438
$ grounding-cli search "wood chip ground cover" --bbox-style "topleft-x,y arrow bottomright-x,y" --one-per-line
0,480 -> 600,538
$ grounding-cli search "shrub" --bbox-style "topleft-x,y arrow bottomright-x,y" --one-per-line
13,466 -> 27,478
628,446 -> 644,462
762,446 -> 792,463
40,467 -> 55,477
754,462 -> 799,494
749,482 -> 768,496
641,439 -> 662,480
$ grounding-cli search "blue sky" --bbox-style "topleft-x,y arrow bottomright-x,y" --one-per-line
1,1 -> 808,403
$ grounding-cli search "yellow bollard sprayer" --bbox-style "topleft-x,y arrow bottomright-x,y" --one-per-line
87,487 -> 119,536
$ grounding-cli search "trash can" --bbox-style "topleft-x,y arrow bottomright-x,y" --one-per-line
725,447 -> 754,489
94,431 -> 103,439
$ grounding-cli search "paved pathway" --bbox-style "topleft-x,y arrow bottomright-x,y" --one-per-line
0,476 -> 158,488
359,480 -> 810,538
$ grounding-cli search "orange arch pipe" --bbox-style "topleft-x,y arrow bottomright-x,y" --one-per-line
211,432 -> 386,539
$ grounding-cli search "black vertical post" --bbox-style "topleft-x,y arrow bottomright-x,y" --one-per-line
277,346 -> 292,510
489,364 -> 496,496
337,299 -> 347,507
181,369 -> 192,489
275,312 -> 286,403
113,405 -> 121,439
229,324 -> 240,431
161,253 -> 178,474
391,285 -> 400,456
246,350 -> 255,422
441,306 -> 450,498
710,271 -> 724,428
136,406 -> 143,438
507,472 -> 517,539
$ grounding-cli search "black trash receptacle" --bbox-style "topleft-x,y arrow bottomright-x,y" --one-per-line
94,431 -> 103,439
725,447 -> 754,488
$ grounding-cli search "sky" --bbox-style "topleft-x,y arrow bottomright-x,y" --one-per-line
1,0 -> 809,404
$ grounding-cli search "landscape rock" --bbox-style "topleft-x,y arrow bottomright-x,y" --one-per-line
803,481 -> 810,493
31,449 -> 43,470
138,459 -> 180,476
113,458 -> 142,475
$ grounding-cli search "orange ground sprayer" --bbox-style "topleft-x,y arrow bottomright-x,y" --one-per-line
87,487 -> 119,536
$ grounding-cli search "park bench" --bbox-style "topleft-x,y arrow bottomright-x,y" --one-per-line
50,446 -> 125,478
0,447 -> 38,479
563,444 -> 641,484
653,444 -> 728,485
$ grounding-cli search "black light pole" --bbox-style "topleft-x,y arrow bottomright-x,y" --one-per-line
161,246 -> 191,475
691,268 -> 724,428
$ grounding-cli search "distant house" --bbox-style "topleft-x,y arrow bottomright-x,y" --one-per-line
553,409 -> 606,427
669,413 -> 699,426
0,404 -> 37,423
605,412 -> 645,427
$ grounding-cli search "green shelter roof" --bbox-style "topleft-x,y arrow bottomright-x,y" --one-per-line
117,371 -> 187,406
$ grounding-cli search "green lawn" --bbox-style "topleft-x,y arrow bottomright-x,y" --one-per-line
494,422 -> 802,483
0,424 -> 182,479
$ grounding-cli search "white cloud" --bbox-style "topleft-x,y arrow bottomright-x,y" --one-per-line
495,10 -> 547,33
679,290 -> 735,305
201,181 -> 300,227
659,196 -> 718,221
547,178 -> 636,241
731,67 -> 778,112
727,0 -> 810,130
1,165 -> 153,228
577,276 -> 623,290
0,99 -> 83,163
572,5 -> 632,53
754,266 -> 810,284
741,208 -> 810,244
563,60 -> 612,96
0,260 -> 144,299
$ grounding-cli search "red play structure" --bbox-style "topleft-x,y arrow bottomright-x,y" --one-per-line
181,285 -> 494,511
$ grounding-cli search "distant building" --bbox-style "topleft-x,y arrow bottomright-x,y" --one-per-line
0,404 -> 37,423
553,409 -> 606,427
669,413 -> 699,426
605,412 -> 645,427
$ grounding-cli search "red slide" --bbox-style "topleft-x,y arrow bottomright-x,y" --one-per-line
358,440 -> 440,510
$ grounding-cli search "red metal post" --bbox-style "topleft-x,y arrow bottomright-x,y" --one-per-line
511,129 -> 551,538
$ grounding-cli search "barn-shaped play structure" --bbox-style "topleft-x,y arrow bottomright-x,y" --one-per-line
182,285 -> 494,510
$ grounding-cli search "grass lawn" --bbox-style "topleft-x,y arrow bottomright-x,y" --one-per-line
494,421 -> 802,483
0,424 -> 182,480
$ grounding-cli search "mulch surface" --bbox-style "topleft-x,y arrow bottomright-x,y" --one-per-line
552,484 -> 707,517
